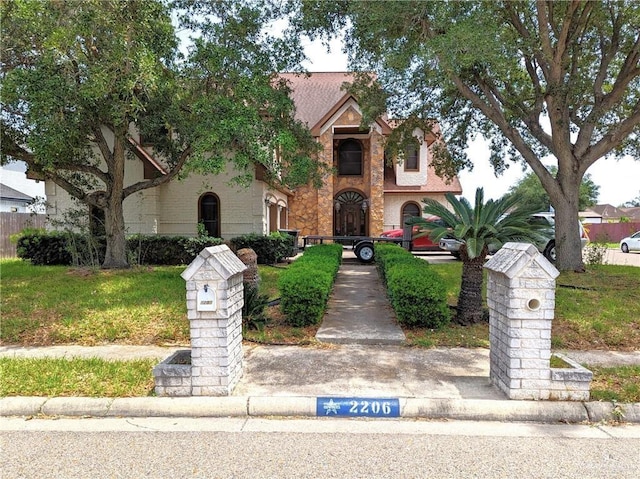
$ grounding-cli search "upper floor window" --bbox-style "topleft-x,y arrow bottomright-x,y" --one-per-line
338,139 -> 363,176
404,146 -> 419,171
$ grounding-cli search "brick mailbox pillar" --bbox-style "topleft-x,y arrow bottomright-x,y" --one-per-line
484,242 -> 592,400
180,244 -> 247,396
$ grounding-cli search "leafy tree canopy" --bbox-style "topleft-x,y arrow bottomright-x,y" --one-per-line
1,0 -> 320,268
294,0 -> 640,271
505,167 -> 600,212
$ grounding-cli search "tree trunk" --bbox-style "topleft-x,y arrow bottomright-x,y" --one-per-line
102,195 -> 129,269
549,172 -> 585,272
101,131 -> 129,269
455,251 -> 487,325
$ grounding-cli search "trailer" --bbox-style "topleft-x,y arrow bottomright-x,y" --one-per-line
302,235 -> 409,263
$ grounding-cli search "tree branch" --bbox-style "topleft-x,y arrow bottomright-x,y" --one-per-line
122,145 -> 192,198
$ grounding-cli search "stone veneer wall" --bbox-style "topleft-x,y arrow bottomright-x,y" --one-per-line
288,106 -> 385,237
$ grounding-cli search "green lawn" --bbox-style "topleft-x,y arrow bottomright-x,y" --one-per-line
1,258 -> 639,400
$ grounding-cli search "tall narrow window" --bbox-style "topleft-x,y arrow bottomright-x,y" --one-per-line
404,146 -> 419,171
338,139 -> 363,176
199,193 -> 220,237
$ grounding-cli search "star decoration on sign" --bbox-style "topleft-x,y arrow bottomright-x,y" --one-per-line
323,399 -> 341,415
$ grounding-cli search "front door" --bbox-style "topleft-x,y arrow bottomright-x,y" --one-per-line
334,191 -> 367,236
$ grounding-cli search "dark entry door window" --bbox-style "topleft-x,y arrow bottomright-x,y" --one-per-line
199,193 -> 220,237
334,191 -> 367,236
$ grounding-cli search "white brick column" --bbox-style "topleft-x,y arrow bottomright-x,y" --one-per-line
181,245 -> 247,396
485,243 -> 559,400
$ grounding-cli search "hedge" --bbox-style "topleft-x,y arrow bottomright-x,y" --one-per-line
230,232 -> 294,265
16,231 -> 223,266
375,243 -> 451,329
278,244 -> 343,327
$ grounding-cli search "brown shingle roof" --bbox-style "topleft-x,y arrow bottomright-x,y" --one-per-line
383,163 -> 462,194
279,72 -> 357,127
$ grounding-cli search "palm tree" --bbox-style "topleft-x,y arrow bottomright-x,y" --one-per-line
412,188 -> 551,326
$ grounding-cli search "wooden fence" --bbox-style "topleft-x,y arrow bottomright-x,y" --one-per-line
0,212 -> 47,258
584,222 -> 640,243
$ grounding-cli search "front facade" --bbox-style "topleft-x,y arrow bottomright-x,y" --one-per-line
42,72 -> 461,241
282,72 -> 461,238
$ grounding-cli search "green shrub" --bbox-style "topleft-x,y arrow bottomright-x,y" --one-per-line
375,243 -> 450,329
17,231 -> 78,265
230,232 -> 293,264
278,244 -> 343,326
127,235 -> 223,265
16,230 -> 223,266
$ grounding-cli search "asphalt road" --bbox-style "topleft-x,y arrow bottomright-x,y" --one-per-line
2,418 -> 639,478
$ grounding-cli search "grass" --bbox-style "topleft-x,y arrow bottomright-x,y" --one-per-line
0,357 -> 156,397
1,260 -> 189,346
589,365 -> 640,403
1,257 -> 639,400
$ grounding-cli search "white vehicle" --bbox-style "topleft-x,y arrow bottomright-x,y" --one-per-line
439,212 -> 589,263
620,231 -> 640,253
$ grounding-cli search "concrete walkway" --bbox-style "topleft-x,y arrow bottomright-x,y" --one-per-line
315,261 -> 406,345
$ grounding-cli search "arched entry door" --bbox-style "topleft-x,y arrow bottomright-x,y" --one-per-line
334,191 -> 368,236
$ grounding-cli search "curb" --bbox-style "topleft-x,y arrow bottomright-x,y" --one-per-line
1,396 -> 639,424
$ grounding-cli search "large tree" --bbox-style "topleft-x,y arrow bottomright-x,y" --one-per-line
1,0 -> 319,268
505,167 -> 600,212
296,0 -> 640,271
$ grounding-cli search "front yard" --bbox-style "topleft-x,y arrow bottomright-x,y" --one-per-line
1,258 -> 639,400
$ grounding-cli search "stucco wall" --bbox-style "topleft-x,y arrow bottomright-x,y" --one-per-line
384,194 -> 449,231
45,158 -> 277,241
395,128 -> 429,187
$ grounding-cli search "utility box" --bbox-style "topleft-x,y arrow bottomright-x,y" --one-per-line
484,242 -> 592,400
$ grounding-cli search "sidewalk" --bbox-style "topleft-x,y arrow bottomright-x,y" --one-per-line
2,256 -> 640,423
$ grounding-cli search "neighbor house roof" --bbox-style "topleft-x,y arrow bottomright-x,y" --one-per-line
589,204 -> 629,220
0,183 -> 33,202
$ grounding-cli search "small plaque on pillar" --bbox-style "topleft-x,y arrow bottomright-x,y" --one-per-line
197,285 -> 216,311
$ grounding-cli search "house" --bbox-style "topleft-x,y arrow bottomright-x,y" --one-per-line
40,72 -> 461,241
588,204 -> 630,223
0,183 -> 34,213
281,72 -> 461,238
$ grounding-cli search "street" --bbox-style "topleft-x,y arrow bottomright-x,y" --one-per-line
2,417 -> 639,478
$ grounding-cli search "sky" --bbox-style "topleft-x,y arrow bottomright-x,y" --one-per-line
302,37 -> 640,208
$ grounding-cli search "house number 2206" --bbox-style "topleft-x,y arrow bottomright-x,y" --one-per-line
316,397 -> 400,417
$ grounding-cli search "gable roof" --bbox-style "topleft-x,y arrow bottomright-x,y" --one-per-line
0,183 -> 33,202
589,204 -> 628,219
279,72 -> 392,136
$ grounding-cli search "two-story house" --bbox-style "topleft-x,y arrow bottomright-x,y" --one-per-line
41,72 -> 461,242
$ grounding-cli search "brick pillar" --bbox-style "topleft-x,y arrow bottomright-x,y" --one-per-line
181,245 -> 247,396
484,243 -> 559,400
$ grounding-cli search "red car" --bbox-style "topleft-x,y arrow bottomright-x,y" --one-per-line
380,216 -> 444,251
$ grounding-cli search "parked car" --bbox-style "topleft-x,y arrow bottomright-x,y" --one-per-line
620,231 -> 640,253
380,216 -> 444,251
439,212 -> 589,263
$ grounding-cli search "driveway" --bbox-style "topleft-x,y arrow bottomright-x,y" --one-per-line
603,248 -> 640,267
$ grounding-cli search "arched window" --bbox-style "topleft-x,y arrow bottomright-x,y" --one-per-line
199,193 -> 220,237
402,202 -> 421,223
338,139 -> 363,176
